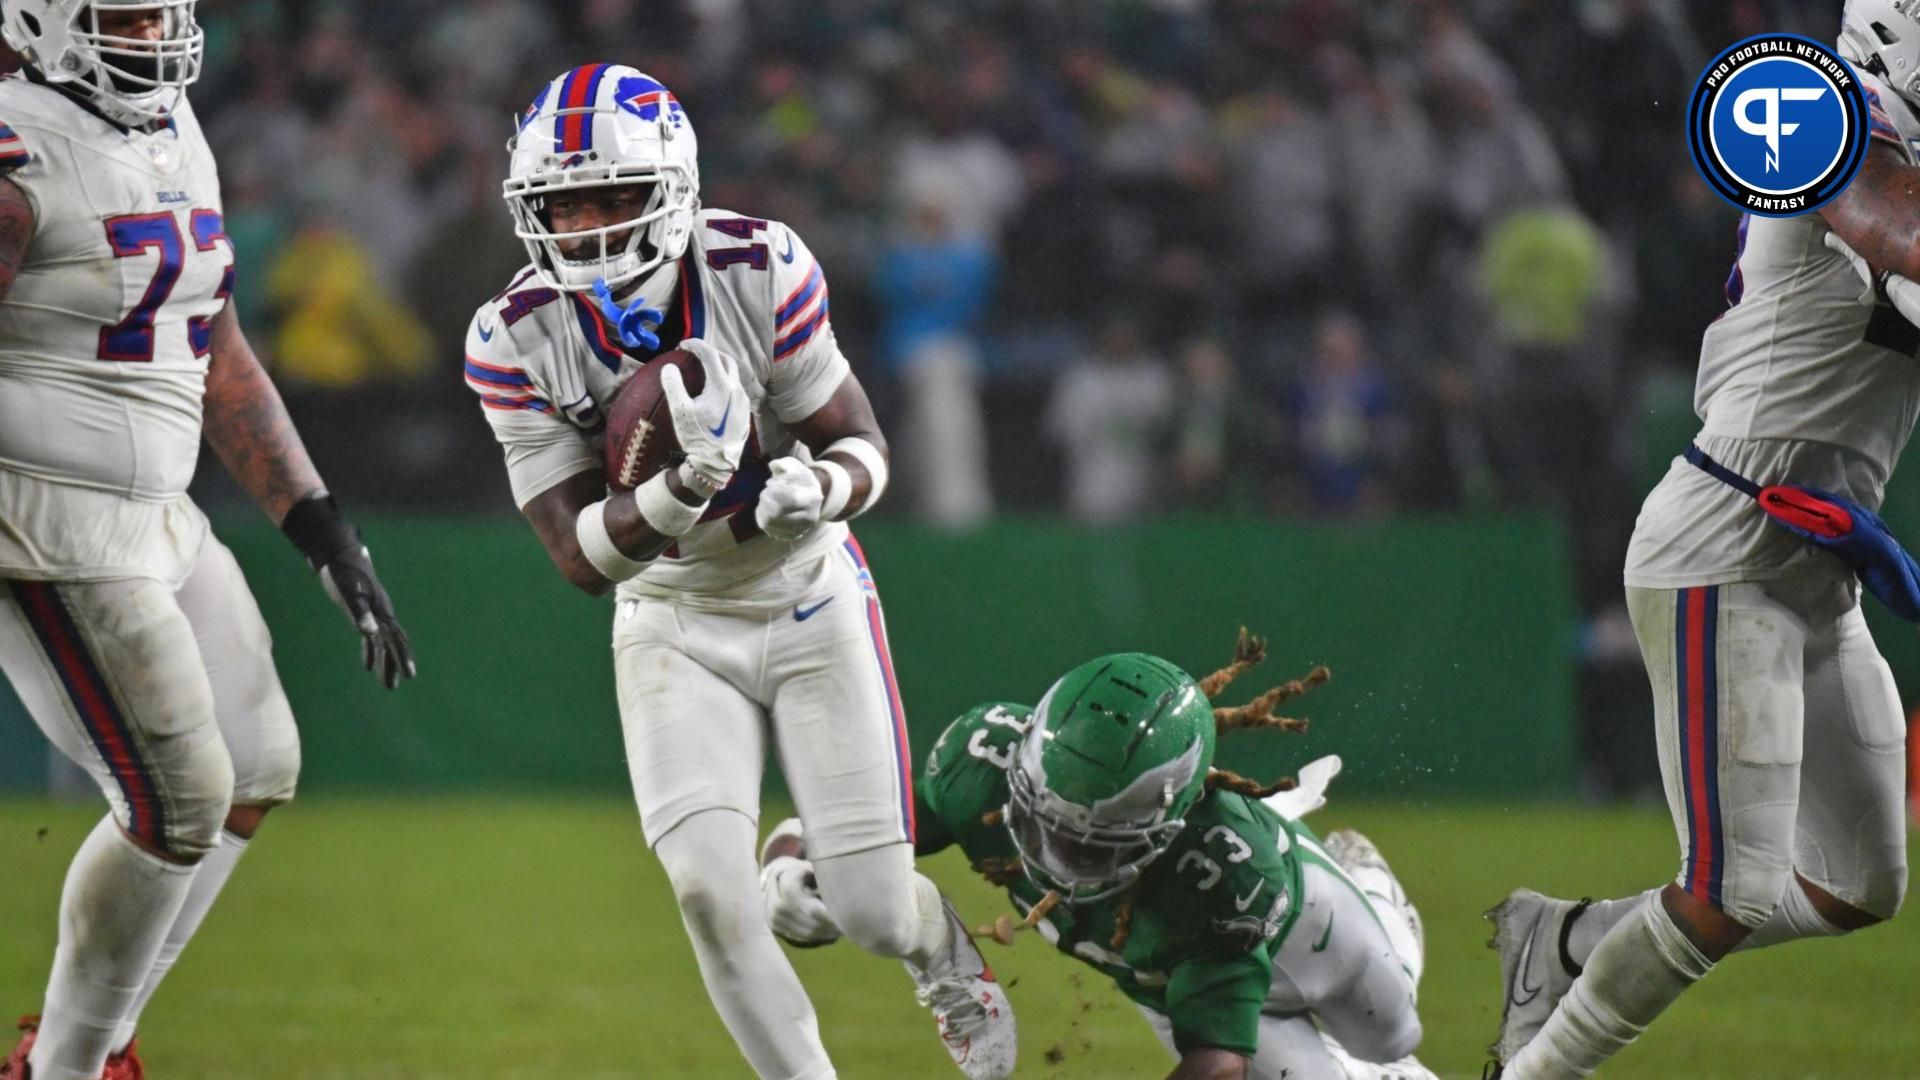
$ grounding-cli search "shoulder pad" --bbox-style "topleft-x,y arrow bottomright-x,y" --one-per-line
925,702 -> 1032,781
920,703 -> 1030,844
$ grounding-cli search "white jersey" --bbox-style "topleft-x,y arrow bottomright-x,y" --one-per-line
0,77 -> 231,582
466,209 -> 852,603
1626,70 -> 1920,588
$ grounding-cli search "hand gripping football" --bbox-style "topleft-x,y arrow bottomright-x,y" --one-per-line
603,349 -> 705,491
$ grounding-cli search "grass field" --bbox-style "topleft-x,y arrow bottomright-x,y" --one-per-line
2,798 -> 1917,1079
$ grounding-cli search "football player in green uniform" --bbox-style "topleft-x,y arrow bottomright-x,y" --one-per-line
761,634 -> 1434,1080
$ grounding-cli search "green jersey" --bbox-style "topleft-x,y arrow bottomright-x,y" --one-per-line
916,703 -> 1310,1056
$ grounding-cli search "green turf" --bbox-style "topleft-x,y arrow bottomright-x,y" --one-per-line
2,798 -> 1916,1079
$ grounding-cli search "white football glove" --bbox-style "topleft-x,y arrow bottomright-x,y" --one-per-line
760,855 -> 843,947
755,458 -> 825,542
661,338 -> 752,494
1825,231 -> 1920,327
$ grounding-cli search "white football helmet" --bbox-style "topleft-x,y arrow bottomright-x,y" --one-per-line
1842,0 -> 1920,106
0,0 -> 202,127
504,64 -> 700,293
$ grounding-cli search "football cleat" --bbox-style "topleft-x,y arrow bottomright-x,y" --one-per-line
1,1015 -> 35,1080
1485,888 -> 1592,1065
909,898 -> 1016,1080
103,1036 -> 143,1080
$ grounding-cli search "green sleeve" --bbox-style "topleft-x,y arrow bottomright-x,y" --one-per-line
913,788 -> 953,856
1164,950 -> 1274,1057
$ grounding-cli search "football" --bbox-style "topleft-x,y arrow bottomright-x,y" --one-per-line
603,348 -> 706,491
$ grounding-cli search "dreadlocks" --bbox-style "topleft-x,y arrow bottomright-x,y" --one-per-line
1206,629 -> 1329,797
1204,766 -> 1298,798
1200,626 -> 1268,697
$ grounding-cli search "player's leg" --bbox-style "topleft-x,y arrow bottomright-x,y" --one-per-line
615,599 -> 834,1080
1271,836 -> 1422,1067
0,578 -> 231,1080
768,539 -> 1014,1077
764,542 -> 922,955
1506,582 -> 1805,1079
1763,589 -> 1908,936
108,533 -> 302,1055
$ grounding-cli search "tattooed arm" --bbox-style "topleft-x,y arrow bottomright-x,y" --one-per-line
201,303 -> 324,523
204,302 -> 416,686
0,177 -> 36,300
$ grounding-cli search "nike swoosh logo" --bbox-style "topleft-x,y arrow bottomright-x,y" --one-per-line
1311,913 -> 1334,952
477,322 -> 495,342
1234,882 -> 1263,912
709,400 -> 731,438
793,598 -> 833,621
779,234 -> 795,263
1511,927 -> 1542,1006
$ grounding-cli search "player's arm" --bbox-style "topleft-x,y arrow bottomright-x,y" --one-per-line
518,465 -> 708,596
1166,1049 -> 1250,1080
754,226 -> 889,539
0,177 -> 33,302
513,338 -> 752,596
1158,941 -> 1276,1078
756,372 -> 890,539
1819,144 -> 1920,280
202,304 -> 415,687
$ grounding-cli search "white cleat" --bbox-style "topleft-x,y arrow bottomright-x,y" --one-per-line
1484,888 -> 1592,1064
909,897 -> 1016,1080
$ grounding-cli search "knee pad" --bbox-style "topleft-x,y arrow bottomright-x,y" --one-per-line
133,732 -> 234,861
229,703 -> 301,807
812,845 -> 920,958
654,810 -> 761,944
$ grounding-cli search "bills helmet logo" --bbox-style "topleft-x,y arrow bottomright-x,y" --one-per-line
616,75 -> 686,128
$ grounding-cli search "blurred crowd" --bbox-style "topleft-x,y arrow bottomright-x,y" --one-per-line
114,0 -> 1855,536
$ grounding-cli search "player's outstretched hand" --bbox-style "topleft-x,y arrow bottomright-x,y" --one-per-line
756,458 -> 824,542
1825,231 -> 1920,326
662,338 -> 750,493
318,546 -> 416,690
282,493 -> 417,690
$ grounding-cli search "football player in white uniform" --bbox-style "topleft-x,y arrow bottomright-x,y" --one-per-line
1489,5 -> 1920,1076
464,64 -> 1014,1079
0,3 -> 415,1079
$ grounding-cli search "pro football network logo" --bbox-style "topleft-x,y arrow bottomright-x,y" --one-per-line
1687,34 -> 1870,216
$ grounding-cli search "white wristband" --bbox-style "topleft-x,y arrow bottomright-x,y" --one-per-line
816,459 -> 852,522
634,470 -> 706,537
576,499 -> 651,583
824,436 -> 888,517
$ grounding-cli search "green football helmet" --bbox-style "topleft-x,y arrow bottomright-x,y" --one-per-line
1004,653 -> 1216,903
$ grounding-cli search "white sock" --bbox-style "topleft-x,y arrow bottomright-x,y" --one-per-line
110,828 -> 251,1052
28,816 -> 196,1080
1564,889 -> 1658,969
1734,879 -> 1845,951
1508,899 -> 1713,1080
654,810 -> 836,1080
902,872 -> 952,973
